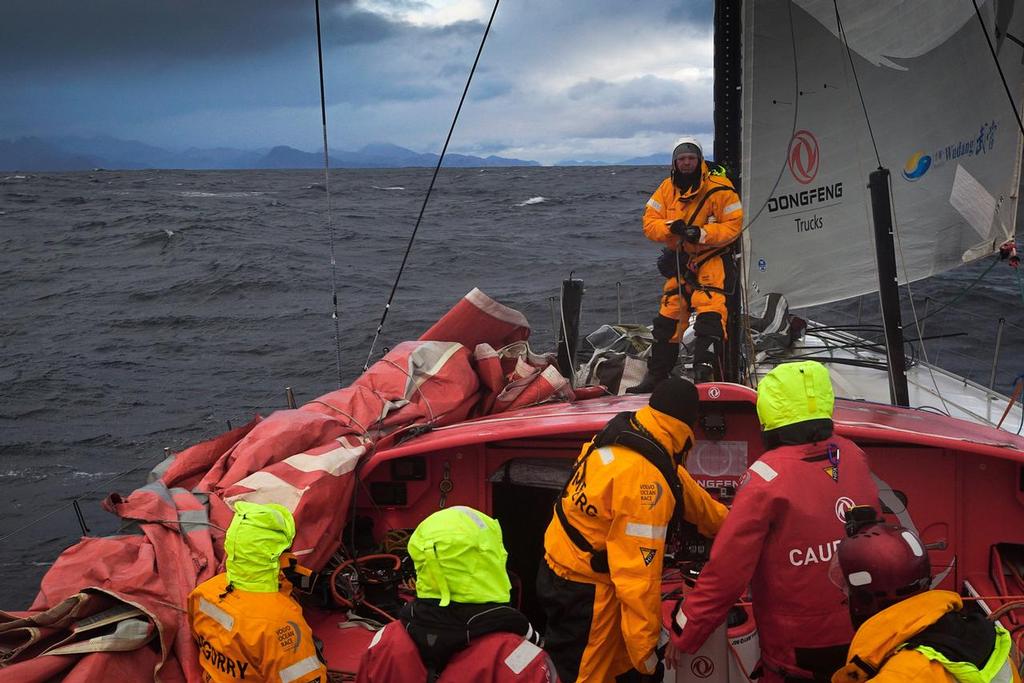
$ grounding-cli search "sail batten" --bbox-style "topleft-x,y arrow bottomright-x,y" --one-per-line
742,0 -> 1023,309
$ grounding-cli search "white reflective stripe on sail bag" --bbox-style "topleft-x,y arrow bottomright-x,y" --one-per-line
504,640 -> 542,674
198,598 -> 234,631
647,198 -> 663,211
625,522 -> 667,540
279,655 -> 321,683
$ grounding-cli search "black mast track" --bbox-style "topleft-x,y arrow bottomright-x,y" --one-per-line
714,0 -> 743,383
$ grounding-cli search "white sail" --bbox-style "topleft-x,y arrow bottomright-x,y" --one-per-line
741,0 -> 1023,309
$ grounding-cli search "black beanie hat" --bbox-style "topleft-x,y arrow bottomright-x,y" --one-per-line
648,377 -> 700,427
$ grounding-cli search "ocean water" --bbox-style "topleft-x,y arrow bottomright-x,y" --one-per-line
2,167 -> 1022,608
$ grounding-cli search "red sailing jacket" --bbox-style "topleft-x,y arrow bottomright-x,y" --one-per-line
357,621 -> 559,683
670,435 -> 879,678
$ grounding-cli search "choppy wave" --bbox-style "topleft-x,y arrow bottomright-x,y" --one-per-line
179,190 -> 266,198
517,196 -> 547,206
1,165 -> 1019,611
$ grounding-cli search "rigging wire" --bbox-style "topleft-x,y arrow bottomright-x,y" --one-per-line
971,0 -> 1024,139
0,455 -> 168,545
831,0 -> 953,415
362,0 -> 502,371
735,0 -> 802,239
314,0 -> 344,388
832,1 -> 882,168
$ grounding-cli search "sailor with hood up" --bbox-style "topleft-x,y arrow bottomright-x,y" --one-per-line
188,501 -> 327,683
628,136 -> 743,391
666,361 -> 880,682
358,506 -> 558,683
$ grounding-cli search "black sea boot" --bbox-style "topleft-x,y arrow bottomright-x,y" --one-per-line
692,312 -> 723,382
626,341 -> 680,394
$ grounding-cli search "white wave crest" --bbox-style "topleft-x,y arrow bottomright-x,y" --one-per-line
372,186 -> 405,191
517,196 -> 547,206
179,191 -> 265,198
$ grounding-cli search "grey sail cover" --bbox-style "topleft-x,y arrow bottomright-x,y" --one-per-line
742,0 -> 1023,309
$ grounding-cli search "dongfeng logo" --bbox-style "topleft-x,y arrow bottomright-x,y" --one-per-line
902,151 -> 931,181
835,497 -> 855,522
787,130 -> 819,185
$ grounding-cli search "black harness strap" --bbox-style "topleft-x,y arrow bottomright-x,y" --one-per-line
662,185 -> 737,301
554,413 -> 688,574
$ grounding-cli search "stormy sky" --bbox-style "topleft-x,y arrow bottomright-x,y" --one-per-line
0,0 -> 715,164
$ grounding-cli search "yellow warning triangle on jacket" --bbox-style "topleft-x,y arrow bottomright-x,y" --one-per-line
640,547 -> 657,566
823,466 -> 838,481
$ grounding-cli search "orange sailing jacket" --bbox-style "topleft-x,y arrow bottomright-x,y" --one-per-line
643,162 -> 743,257
188,573 -> 327,683
832,591 -> 1020,683
543,406 -> 728,675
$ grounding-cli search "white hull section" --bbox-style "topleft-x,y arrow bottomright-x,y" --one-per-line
757,324 -> 1024,432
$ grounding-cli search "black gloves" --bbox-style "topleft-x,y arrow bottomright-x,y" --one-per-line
669,220 -> 702,244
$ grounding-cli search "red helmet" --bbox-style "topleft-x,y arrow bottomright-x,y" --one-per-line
837,508 -> 931,624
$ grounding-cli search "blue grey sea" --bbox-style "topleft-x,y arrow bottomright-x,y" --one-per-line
2,166 -> 1022,608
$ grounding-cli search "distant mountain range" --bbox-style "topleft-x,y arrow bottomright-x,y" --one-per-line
0,136 -> 667,171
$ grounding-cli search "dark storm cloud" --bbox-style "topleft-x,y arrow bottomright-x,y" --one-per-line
0,0 -> 454,72
666,0 -> 715,23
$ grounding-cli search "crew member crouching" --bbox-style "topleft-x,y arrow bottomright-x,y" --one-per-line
358,506 -> 558,682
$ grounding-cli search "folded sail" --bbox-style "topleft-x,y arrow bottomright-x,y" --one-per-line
742,0 -> 1023,308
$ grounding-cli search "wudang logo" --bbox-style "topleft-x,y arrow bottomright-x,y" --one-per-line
902,120 -> 998,182
901,152 -> 931,181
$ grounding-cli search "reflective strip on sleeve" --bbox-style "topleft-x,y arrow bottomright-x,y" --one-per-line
198,597 -> 234,631
624,522 -> 667,540
724,201 -> 743,215
643,652 -> 658,673
749,461 -> 778,482
647,198 -> 663,211
368,628 -> 385,648
504,640 -> 542,674
279,655 -> 322,683
675,608 -> 688,631
597,447 -> 615,465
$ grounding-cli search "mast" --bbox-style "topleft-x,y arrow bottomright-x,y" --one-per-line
714,0 -> 743,383
867,168 -> 910,407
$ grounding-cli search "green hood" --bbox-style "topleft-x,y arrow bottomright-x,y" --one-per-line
756,360 -> 835,432
224,501 -> 295,593
408,506 -> 511,606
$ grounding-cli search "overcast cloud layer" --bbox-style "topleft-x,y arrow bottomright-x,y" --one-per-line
1,0 -> 714,164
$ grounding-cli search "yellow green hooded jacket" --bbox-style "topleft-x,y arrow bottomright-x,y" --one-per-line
187,502 -> 327,683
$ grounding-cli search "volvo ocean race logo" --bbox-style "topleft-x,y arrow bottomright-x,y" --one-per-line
787,130 -> 819,184
901,151 -> 931,181
767,129 -> 844,221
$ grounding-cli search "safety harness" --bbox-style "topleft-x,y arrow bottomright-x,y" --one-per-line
554,411 -> 688,574
661,183 -> 737,306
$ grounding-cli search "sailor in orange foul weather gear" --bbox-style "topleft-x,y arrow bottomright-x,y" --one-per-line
832,507 -> 1020,683
628,136 -> 743,391
538,378 -> 728,682
188,502 -> 327,683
